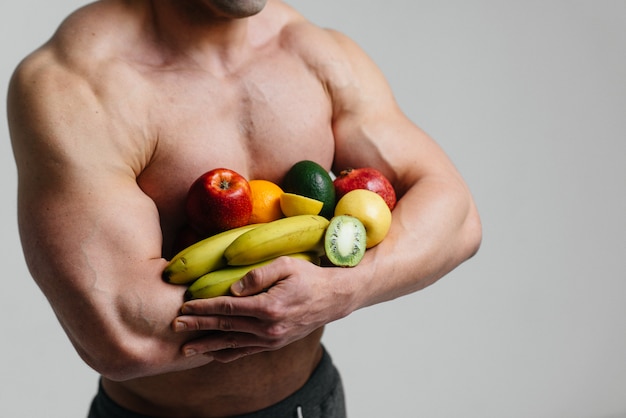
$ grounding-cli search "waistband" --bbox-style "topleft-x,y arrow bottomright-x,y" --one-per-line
237,347 -> 340,418
89,347 -> 340,418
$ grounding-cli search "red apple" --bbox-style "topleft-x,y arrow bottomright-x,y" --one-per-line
185,168 -> 253,236
333,167 -> 397,211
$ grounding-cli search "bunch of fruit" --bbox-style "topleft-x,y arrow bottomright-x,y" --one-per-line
163,160 -> 396,299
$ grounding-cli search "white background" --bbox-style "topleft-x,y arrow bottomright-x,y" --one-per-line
1,1 -> 625,417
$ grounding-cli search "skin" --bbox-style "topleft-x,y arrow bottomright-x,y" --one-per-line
8,0 -> 482,416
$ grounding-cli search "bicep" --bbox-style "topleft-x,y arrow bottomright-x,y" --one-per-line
17,168 -> 164,297
327,31 -> 461,196
9,57 -> 164,297
16,163 -> 187,378
9,60 -> 191,378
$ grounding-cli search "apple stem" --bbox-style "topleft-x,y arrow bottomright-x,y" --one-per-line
340,168 -> 354,176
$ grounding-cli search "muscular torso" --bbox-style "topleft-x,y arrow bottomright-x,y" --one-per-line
46,1 -> 338,416
105,66 -> 331,417
136,49 -> 335,254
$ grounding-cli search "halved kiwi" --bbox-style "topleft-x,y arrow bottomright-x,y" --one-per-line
324,215 -> 367,267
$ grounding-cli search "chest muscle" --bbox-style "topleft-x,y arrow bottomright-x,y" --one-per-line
135,61 -> 335,244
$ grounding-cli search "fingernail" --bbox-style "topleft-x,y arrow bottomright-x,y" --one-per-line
184,347 -> 198,357
174,320 -> 187,332
231,280 -> 244,295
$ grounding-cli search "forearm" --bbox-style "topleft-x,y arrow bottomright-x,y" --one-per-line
16,180 -> 210,381
45,258 -> 211,381
340,173 -> 481,312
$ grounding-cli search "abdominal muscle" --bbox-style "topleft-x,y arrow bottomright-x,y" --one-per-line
103,328 -> 324,417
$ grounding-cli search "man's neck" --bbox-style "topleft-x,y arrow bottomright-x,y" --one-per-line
147,0 -> 263,75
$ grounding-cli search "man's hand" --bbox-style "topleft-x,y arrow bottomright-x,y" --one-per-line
172,256 -> 351,362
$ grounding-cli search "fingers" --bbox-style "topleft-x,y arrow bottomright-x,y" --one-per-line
180,293 -> 268,318
180,331 -> 284,363
230,255 -> 301,296
174,306 -> 288,338
173,301 -> 293,361
174,313 -> 263,334
172,256 -> 322,362
179,256 -> 300,316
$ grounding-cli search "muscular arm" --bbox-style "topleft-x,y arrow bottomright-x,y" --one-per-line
8,52 -> 209,381
326,29 -> 482,308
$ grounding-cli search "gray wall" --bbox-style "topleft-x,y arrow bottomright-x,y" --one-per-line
1,1 -> 624,417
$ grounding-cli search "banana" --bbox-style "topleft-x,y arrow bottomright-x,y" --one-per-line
163,224 -> 262,284
224,215 -> 330,266
185,252 -> 320,300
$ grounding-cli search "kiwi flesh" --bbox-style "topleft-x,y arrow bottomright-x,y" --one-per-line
324,215 -> 367,267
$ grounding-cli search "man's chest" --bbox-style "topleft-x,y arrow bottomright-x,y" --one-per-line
132,66 -> 336,236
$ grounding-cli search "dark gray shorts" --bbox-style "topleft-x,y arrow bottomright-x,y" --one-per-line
88,347 -> 346,418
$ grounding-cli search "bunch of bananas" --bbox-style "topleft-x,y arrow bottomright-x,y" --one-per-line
163,215 -> 329,299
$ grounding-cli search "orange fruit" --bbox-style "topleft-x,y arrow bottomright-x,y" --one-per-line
248,179 -> 285,224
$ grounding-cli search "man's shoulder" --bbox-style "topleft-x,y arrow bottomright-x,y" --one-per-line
276,15 -> 352,72
11,2 -> 143,104
8,2 -> 146,145
274,15 -> 365,95
26,1 -> 138,75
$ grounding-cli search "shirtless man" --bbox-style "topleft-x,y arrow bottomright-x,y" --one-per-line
8,0 -> 482,416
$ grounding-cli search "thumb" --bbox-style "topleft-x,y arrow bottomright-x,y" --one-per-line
230,263 -> 275,296
230,278 -> 247,296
